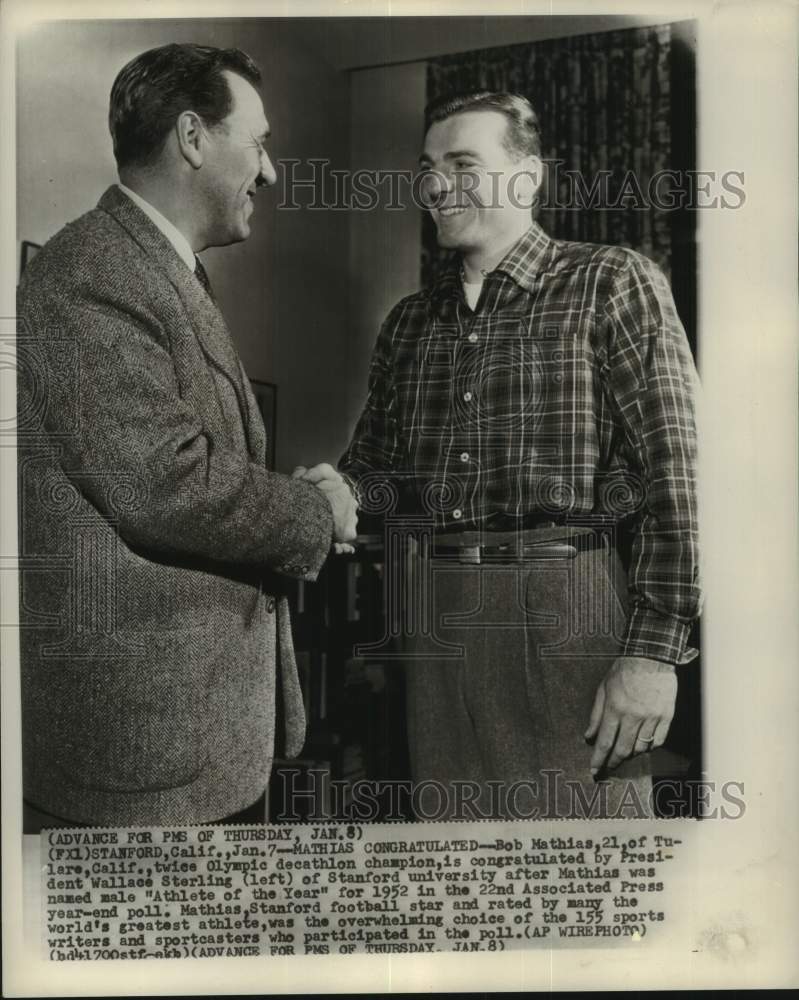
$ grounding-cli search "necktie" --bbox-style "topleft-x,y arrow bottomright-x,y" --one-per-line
193,253 -> 251,447
194,256 -> 215,302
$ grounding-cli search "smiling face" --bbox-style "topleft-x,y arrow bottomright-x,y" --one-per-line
420,109 -> 538,260
200,70 -> 276,246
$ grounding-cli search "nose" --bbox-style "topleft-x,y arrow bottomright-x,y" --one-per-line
257,148 -> 277,188
419,168 -> 451,208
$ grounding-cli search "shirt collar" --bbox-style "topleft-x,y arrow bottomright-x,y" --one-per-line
430,221 -> 555,305
492,221 -> 555,292
116,183 -> 196,272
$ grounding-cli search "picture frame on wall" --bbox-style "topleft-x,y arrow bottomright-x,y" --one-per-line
249,378 -> 277,470
19,240 -> 40,279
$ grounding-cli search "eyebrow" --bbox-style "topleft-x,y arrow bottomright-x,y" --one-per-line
418,149 -> 482,165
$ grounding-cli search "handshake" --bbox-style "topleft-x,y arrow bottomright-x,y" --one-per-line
292,463 -> 359,554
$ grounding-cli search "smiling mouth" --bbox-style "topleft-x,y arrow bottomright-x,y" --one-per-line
437,206 -> 468,218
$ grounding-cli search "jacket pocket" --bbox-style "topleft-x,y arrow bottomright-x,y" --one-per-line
48,641 -> 214,793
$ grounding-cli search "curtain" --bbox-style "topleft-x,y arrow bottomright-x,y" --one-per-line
422,24 -> 673,286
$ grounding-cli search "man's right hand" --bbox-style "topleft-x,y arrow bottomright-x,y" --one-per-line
292,463 -> 358,545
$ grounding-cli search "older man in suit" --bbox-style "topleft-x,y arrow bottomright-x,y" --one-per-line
17,43 -> 356,829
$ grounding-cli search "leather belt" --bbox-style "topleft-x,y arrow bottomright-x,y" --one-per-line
431,525 -> 607,565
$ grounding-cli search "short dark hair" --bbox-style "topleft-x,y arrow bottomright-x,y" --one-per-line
424,91 -> 542,160
109,43 -> 262,169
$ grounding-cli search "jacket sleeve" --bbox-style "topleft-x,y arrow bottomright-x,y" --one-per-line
18,260 -> 333,582
602,253 -> 702,664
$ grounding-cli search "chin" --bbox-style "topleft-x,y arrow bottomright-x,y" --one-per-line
433,218 -> 475,252
211,232 -> 249,248
204,218 -> 251,247
434,226 -> 463,250
229,222 -> 252,244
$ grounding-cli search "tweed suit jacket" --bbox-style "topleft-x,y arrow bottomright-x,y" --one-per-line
17,185 -> 334,825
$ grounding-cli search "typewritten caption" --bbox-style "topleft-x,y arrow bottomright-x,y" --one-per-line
42,824 -> 685,960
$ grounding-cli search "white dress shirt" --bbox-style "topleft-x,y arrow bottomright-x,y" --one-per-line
117,183 -> 196,272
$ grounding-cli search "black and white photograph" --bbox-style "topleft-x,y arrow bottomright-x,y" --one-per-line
1,0 -> 796,994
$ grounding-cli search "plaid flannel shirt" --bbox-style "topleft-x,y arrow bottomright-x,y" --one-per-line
340,223 -> 701,665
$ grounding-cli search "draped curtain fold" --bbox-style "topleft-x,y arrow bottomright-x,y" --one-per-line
422,24 -> 673,286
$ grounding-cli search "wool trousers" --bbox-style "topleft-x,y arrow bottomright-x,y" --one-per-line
402,527 -> 652,820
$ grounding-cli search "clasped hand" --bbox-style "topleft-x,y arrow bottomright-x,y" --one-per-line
292,463 -> 358,554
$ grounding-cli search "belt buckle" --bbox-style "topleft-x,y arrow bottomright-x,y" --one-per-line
458,544 -> 481,565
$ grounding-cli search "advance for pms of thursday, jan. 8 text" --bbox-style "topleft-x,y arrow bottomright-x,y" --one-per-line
43,824 -> 683,960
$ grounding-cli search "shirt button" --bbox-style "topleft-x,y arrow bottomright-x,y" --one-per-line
463,391 -> 473,402
468,333 -> 478,343
452,509 -> 463,520
460,452 -> 469,462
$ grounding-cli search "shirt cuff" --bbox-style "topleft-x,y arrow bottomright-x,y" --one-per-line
622,606 -> 699,666
339,471 -> 363,506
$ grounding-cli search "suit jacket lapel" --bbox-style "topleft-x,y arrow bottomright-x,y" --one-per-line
98,186 -> 266,466
239,367 -> 267,462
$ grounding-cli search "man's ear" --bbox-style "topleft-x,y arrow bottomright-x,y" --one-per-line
512,154 -> 543,209
176,111 -> 205,169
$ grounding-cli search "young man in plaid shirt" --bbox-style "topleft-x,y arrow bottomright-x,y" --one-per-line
340,93 -> 700,820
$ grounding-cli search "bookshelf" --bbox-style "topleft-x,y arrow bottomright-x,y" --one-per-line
268,533 -> 413,822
